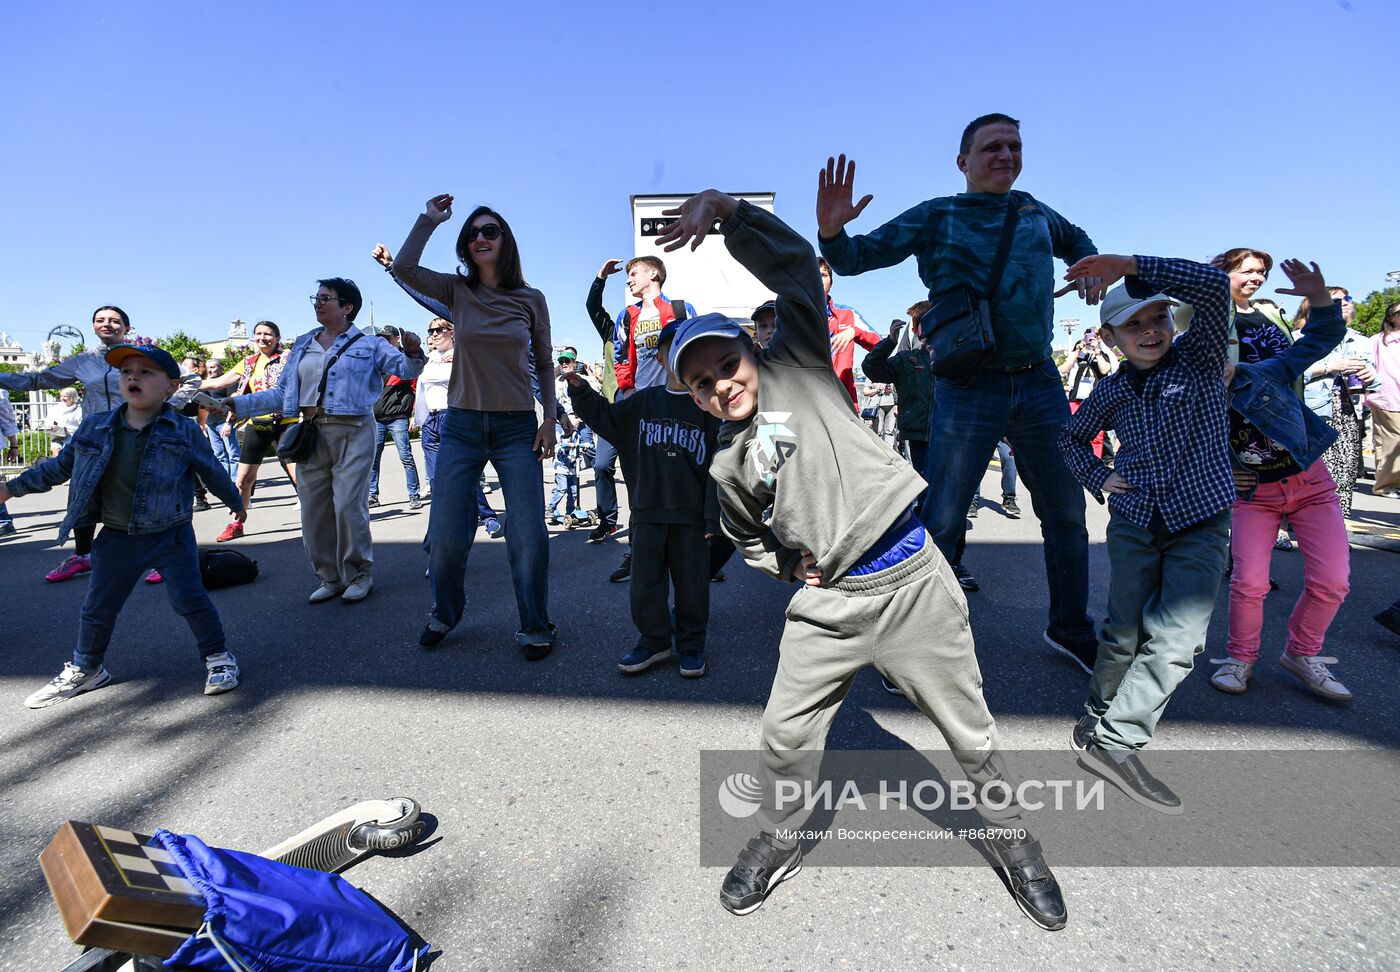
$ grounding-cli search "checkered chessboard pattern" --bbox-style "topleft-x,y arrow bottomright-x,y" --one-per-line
92,825 -> 202,901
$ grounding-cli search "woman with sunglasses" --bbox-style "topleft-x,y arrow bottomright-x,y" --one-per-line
224,279 -> 425,604
1370,301 -> 1400,499
392,194 -> 558,658
1296,287 -> 1379,517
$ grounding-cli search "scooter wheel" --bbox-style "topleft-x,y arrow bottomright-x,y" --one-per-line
348,797 -> 426,852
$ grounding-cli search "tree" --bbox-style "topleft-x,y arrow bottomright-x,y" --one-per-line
1353,287 -> 1400,338
155,330 -> 212,363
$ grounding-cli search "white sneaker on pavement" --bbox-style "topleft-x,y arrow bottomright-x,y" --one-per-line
341,577 -> 373,603
25,662 -> 112,709
308,583 -> 343,604
1209,657 -> 1253,694
203,652 -> 240,695
1279,652 -> 1352,701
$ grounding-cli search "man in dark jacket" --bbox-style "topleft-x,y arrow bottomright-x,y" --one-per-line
367,326 -> 422,510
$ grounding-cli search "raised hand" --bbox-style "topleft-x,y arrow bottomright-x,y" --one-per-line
888,319 -> 904,341
399,330 -> 423,357
817,154 -> 873,239
654,190 -> 740,253
424,194 -> 454,225
371,243 -> 393,268
598,259 -> 624,279
1273,258 -> 1328,303
1064,254 -> 1137,291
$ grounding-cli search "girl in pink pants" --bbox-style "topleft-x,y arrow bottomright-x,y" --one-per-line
1208,250 -> 1352,701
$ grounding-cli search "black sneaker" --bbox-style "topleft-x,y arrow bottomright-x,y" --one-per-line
710,571 -> 726,583
1070,714 -> 1095,753
1043,630 -> 1096,675
521,624 -> 558,661
985,834 -> 1067,931
192,495 -> 211,512
967,499 -> 980,518
587,522 -> 618,543
609,552 -> 632,583
719,833 -> 802,916
1078,743 -> 1183,815
952,564 -> 979,592
367,495 -> 380,508
419,622 -> 449,648
1376,607 -> 1400,638
1002,495 -> 1021,518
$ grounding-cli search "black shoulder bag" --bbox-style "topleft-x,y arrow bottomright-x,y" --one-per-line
924,196 -> 1021,380
276,333 -> 363,463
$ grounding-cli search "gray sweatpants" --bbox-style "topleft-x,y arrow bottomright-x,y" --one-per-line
756,538 -> 1022,836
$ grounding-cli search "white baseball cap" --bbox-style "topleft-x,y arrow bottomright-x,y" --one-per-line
1100,285 -> 1177,328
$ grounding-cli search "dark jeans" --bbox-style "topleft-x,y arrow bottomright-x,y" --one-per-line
370,416 -> 421,499
921,360 -> 1093,644
74,524 -> 225,671
631,521 -> 710,655
426,409 -> 550,645
593,434 -> 620,526
907,438 -> 966,566
423,410 -> 495,519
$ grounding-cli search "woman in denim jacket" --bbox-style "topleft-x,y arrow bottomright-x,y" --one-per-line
1297,289 -> 1380,517
226,278 -> 425,605
1211,263 -> 1353,701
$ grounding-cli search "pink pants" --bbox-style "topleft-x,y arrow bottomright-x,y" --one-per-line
1227,459 -> 1350,663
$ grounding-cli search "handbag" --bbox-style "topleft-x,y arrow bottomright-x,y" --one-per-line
276,333 -> 362,463
200,548 -> 259,589
924,196 -> 1021,380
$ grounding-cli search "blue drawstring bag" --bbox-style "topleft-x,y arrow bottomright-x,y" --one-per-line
153,829 -> 428,971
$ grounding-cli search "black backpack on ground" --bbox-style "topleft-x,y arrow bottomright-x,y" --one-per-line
200,548 -> 259,589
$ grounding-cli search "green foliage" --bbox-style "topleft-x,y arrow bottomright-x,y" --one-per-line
155,330 -> 212,364
0,362 -> 23,374
219,344 -> 253,374
1353,288 -> 1400,338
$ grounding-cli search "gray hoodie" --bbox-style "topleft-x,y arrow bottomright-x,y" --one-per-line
710,202 -> 926,584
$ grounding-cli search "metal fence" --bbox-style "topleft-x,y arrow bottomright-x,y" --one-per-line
2,401 -> 60,472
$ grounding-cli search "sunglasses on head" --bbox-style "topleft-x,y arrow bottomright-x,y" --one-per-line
466,223 -> 503,242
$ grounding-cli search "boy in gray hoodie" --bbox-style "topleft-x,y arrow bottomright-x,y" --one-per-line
661,191 -> 1065,930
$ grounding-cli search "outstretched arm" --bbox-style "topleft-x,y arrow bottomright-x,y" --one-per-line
390,194 -> 460,307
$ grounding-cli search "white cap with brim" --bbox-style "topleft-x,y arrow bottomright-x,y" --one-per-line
1100,285 -> 1178,328
668,313 -> 748,379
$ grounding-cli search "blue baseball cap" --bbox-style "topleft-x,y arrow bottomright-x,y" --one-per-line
668,313 -> 747,380
105,343 -> 182,379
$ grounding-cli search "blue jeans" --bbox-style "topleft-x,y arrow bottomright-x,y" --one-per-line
75,524 -> 226,671
593,435 -> 619,526
548,460 -> 580,517
921,361 -> 1093,644
422,411 -> 497,518
370,417 -> 421,499
0,502 -> 12,527
974,440 -> 1018,500
206,423 -> 240,481
426,409 -> 550,644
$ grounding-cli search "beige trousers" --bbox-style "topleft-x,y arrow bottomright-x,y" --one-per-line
297,415 -> 375,587
1373,406 -> 1400,493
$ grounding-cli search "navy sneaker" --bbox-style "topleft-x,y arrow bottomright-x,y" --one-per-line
720,834 -> 802,916
618,644 -> 672,673
1043,630 -> 1097,675
484,516 -> 506,538
679,652 -> 707,678
520,624 -> 558,661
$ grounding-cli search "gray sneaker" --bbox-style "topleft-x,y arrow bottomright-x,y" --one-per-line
204,651 -> 240,696
1209,657 -> 1253,695
1279,652 -> 1352,701
25,662 -> 112,709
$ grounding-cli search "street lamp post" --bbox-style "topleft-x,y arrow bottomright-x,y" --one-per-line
1385,270 -> 1400,287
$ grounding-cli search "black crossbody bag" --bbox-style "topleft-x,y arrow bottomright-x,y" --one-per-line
276,333 -> 363,463
924,197 -> 1021,380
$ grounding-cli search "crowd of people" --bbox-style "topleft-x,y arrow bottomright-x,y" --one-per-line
3,112 -> 1400,933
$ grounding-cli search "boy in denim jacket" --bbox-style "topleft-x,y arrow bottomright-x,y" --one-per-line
0,345 -> 246,708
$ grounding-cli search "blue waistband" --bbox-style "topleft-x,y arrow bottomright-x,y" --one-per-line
847,510 -> 927,576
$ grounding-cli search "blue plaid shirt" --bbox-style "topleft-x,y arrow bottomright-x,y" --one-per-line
1058,256 -> 1234,532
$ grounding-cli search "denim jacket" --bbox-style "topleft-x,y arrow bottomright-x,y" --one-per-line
232,327 -> 425,419
6,403 -> 243,542
1229,300 -> 1345,484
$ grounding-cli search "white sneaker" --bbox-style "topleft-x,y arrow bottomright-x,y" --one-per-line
341,577 -> 373,602
25,662 -> 112,709
204,652 -> 240,696
308,582 -> 343,604
1279,652 -> 1352,701
1209,657 -> 1253,694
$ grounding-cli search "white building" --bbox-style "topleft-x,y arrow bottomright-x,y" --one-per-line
630,193 -> 776,323
0,333 -> 27,366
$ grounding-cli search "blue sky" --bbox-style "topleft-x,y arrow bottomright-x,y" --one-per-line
1,0 -> 1395,360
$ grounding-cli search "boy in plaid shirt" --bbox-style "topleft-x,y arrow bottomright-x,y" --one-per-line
1055,252 -> 1317,813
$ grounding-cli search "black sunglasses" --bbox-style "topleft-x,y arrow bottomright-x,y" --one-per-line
427,326 -> 452,334
466,224 -> 503,242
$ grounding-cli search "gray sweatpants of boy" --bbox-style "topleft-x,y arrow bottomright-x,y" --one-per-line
755,539 -> 1022,838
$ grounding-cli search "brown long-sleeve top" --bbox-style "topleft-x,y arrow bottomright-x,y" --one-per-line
392,214 -> 556,416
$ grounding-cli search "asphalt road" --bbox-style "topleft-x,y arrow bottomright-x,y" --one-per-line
2,451 -> 1398,971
